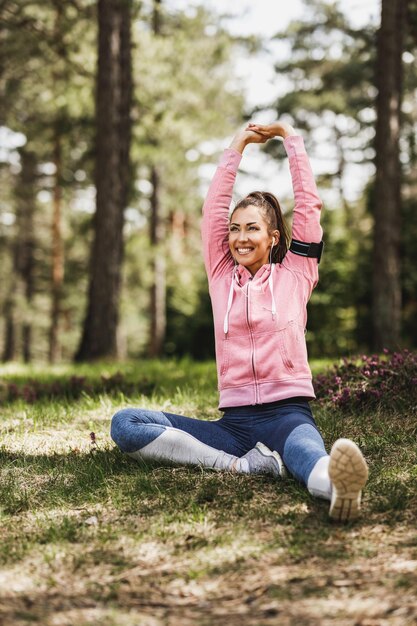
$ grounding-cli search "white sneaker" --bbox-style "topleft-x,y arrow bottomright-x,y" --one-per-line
242,441 -> 287,478
328,438 -> 369,522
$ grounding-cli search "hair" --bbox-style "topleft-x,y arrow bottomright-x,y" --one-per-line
230,191 -> 290,263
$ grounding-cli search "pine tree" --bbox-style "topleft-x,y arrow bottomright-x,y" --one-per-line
75,0 -> 133,361
372,0 -> 407,350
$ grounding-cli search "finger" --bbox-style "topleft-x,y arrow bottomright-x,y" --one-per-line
245,130 -> 264,139
249,128 -> 269,136
245,124 -> 265,132
247,123 -> 266,131
244,127 -> 263,135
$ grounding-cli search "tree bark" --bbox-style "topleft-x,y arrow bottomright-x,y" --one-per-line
49,127 -> 64,363
2,148 -> 37,362
149,166 -> 166,357
75,0 -> 132,361
152,0 -> 162,34
148,0 -> 166,358
17,149 -> 36,362
48,2 -> 65,363
373,0 -> 406,350
2,298 -> 16,362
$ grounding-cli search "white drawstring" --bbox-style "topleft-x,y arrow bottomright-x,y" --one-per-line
268,263 -> 277,320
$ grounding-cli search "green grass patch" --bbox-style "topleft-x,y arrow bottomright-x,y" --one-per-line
0,358 -> 416,625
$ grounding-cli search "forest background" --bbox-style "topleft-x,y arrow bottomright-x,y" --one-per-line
1,0 -> 416,365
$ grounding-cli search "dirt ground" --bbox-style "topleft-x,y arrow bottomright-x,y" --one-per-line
0,512 -> 416,626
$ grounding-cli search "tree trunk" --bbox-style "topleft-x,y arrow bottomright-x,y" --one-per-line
16,149 -> 36,362
75,0 -> 132,361
2,298 -> 16,362
153,0 -> 162,34
148,0 -> 166,358
372,0 -> 406,350
49,128 -> 64,363
149,166 -> 166,357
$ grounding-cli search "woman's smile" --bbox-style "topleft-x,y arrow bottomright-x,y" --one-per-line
236,247 -> 254,255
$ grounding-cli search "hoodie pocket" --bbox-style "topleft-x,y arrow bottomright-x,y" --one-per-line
254,321 -> 309,381
254,329 -> 294,381
278,331 -> 295,372
219,334 -> 253,387
280,321 -> 310,375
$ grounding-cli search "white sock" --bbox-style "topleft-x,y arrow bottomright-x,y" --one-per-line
127,427 -> 250,472
307,455 -> 332,501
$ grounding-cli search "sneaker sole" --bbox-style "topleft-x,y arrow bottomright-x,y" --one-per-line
328,438 -> 368,522
255,441 -> 287,478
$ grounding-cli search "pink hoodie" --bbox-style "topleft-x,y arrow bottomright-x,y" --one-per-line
201,135 -> 323,409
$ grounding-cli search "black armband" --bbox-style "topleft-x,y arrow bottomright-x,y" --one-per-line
289,239 -> 324,263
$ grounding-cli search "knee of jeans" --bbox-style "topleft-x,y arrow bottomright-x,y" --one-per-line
110,408 -> 141,448
110,408 -> 171,452
111,408 -> 136,426
110,409 -> 130,447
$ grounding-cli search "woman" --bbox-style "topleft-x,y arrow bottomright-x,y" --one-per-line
111,121 -> 368,522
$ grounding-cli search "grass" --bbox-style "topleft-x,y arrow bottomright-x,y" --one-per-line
0,358 -> 416,626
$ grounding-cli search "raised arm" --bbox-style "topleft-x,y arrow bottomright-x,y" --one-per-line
247,122 -> 323,285
201,129 -> 268,282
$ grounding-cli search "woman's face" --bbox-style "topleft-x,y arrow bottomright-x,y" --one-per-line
229,205 -> 278,276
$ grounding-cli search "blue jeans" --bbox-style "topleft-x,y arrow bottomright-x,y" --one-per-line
111,399 -> 328,485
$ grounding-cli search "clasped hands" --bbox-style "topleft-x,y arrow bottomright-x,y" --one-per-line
229,121 -> 297,153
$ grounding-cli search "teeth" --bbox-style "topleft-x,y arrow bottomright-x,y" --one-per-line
237,248 -> 253,254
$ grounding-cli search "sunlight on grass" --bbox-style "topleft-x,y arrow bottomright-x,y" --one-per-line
0,357 -> 416,624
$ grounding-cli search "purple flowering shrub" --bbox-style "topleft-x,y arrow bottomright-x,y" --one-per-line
314,349 -> 417,411
0,372 -> 155,405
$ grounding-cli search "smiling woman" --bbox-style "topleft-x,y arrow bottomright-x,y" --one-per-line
111,120 -> 369,523
229,205 -> 276,276
229,190 -> 290,274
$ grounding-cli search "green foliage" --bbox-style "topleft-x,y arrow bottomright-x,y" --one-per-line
271,0 -> 375,135
306,197 -> 373,356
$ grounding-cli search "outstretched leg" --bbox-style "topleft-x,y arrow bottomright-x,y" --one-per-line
283,424 -> 368,520
327,438 -> 369,522
257,403 -> 368,521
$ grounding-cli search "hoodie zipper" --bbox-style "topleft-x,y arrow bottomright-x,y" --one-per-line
246,278 -> 259,404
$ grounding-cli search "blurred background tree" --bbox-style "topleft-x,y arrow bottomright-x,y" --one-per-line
259,0 -> 417,356
75,0 -> 134,362
0,0 -> 416,363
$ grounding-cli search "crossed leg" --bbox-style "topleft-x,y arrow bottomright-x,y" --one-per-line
111,407 -> 253,473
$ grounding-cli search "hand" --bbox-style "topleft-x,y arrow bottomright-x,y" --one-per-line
245,121 -> 298,140
229,128 -> 269,154
241,129 -> 269,144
